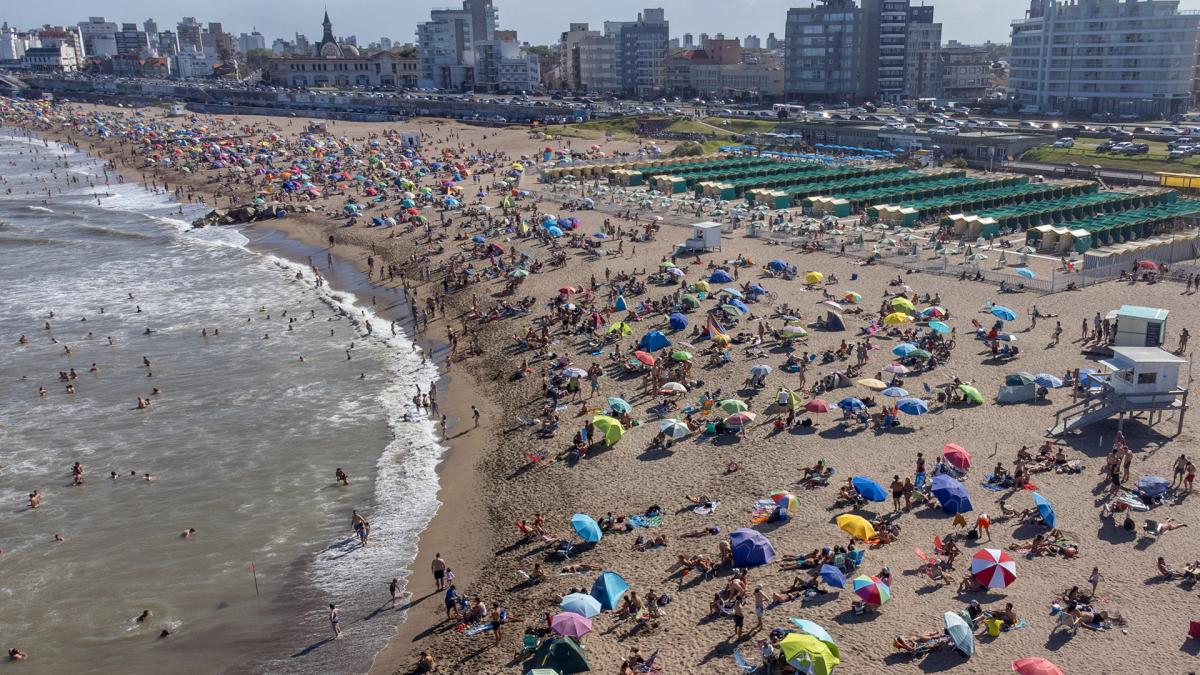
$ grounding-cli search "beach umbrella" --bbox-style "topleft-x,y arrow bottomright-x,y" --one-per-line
1034,373 -> 1063,388
659,260 -> 676,269
530,636 -> 590,674
607,396 -> 633,414
805,399 -> 831,413
818,300 -> 845,312
837,397 -> 866,412
892,343 -> 918,357
922,306 -> 946,318
559,593 -> 602,618
589,571 -> 629,611
1138,475 -> 1170,498
562,367 -> 588,379
638,330 -> 670,352
943,443 -> 971,469
668,313 -> 688,330
632,351 -> 656,366
805,271 -> 824,285
750,364 -> 773,378
659,419 -> 690,439
1012,658 -> 1064,675
991,305 -> 1018,321
1015,267 -> 1036,279
508,269 -> 528,278
881,386 -> 909,398
694,280 -> 711,292
729,528 -> 775,567
782,325 -> 808,337
681,294 -> 701,309
817,565 -> 847,589
571,513 -> 603,543
851,476 -> 887,502
957,384 -> 984,404
1137,260 -> 1159,270
725,412 -> 757,427
667,267 -> 685,277
890,297 -> 916,313
928,321 -> 951,334
771,489 -> 800,512
971,548 -> 1017,589
660,382 -> 687,394
550,611 -> 593,638
883,363 -> 909,375
883,312 -> 912,326
851,575 -> 891,606
671,350 -> 693,362
608,322 -> 633,336
943,611 -> 975,657
721,303 -> 748,316
907,348 -> 932,360
896,397 -> 929,415
614,295 -> 628,311
856,378 -> 888,391
768,259 -> 791,272
779,633 -> 840,675
719,399 -> 749,414
709,270 -> 733,283
1032,492 -> 1057,527
844,291 -> 862,303
719,287 -> 744,299
931,474 -> 973,514
592,415 -> 625,446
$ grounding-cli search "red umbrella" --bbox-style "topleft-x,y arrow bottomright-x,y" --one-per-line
805,399 -> 830,413
1137,260 -> 1159,270
943,443 -> 970,470
633,350 -> 656,366
550,611 -> 593,638
1011,658 -> 1063,675
971,548 -> 1017,589
558,286 -> 576,295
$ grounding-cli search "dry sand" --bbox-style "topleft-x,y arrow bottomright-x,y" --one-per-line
10,103 -> 1200,675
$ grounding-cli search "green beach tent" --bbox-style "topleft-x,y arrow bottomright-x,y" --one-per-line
530,636 -> 589,674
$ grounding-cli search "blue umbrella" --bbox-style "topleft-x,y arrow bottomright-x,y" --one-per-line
749,284 -> 767,295
789,618 -> 837,646
1032,492 -> 1056,527
471,234 -> 486,243
991,305 -> 1017,321
719,287 -> 744,299
817,565 -> 846,589
729,528 -> 775,567
590,571 -> 629,611
837,397 -> 866,412
851,476 -> 888,502
1137,476 -> 1170,498
881,387 -> 909,398
607,397 -> 632,414
546,225 -> 564,237
896,397 -> 929,415
729,298 -> 750,314
571,513 -> 602,543
943,611 -> 975,657
931,474 -> 973,514
638,330 -> 671,352
928,321 -> 951,334
1034,373 -> 1063,388
892,343 -> 918,357
668,313 -> 688,330
709,270 -> 733,283
560,592 -> 602,618
1015,267 -> 1036,279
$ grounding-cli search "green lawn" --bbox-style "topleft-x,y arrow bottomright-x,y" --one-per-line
665,119 -> 735,136
700,117 -> 780,134
1022,138 -> 1200,175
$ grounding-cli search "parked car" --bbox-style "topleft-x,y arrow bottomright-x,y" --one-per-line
929,126 -> 959,136
1051,138 -> 1074,148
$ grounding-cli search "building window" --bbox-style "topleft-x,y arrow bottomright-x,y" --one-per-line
1137,372 -> 1158,385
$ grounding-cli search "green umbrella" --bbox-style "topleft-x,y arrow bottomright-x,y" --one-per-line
719,399 -> 749,414
681,294 -> 700,309
671,350 -> 693,362
592,415 -> 625,446
907,348 -> 932,359
958,384 -> 984,404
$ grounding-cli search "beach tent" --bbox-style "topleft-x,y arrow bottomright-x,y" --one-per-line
709,269 -> 733,283
825,311 -> 846,332
530,636 -> 590,674
729,528 -> 775,567
590,571 -> 629,611
614,295 -> 628,311
668,313 -> 689,330
638,331 -> 671,352
997,372 -> 1036,404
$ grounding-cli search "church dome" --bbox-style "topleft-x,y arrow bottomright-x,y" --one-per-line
339,44 -> 359,57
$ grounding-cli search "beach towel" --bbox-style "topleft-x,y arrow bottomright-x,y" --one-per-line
462,622 -> 493,636
693,501 -> 720,515
980,474 -> 1007,492
629,515 -> 663,528
1003,619 -> 1028,632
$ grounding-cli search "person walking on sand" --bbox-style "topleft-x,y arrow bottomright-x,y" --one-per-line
432,553 -> 448,590
731,598 -> 745,640
329,604 -> 343,639
752,585 -> 768,631
471,405 -> 480,428
1088,566 -> 1103,597
890,475 -> 904,513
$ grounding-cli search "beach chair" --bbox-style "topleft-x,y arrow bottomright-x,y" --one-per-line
635,649 -> 661,673
732,647 -> 758,673
832,553 -> 846,571
516,633 -> 540,659
848,549 -> 865,569
550,541 -> 574,560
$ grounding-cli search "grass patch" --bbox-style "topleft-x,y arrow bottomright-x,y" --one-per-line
1022,138 -> 1200,175
665,118 -> 733,135
701,117 -> 779,134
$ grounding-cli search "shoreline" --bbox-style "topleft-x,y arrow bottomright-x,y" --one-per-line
4,121 -> 497,674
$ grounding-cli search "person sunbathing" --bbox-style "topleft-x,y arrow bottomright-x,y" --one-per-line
1065,603 -> 1125,628
941,539 -> 961,567
1156,557 -> 1186,580
957,573 -> 986,593
560,563 -> 602,574
1149,518 -> 1188,535
893,632 -> 947,653
778,549 -> 822,571
800,461 -> 829,481
632,534 -> 668,551
685,494 -> 713,507
681,526 -> 721,538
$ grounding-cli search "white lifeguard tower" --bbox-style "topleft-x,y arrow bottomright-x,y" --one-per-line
1048,345 -> 1189,436
683,221 -> 723,252
399,131 -> 422,148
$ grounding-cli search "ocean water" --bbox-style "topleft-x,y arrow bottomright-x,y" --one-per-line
0,132 -> 445,674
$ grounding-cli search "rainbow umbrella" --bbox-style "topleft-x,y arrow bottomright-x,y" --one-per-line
851,575 -> 891,606
843,291 -> 862,303
971,548 -> 1017,589
770,490 -> 800,512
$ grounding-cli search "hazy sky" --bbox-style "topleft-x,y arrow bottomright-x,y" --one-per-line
7,0 -> 1200,46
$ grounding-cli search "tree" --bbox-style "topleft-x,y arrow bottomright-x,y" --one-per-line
243,48 -> 274,73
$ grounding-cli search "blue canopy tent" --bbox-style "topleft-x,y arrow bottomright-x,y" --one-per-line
639,331 -> 671,352
590,571 -> 629,611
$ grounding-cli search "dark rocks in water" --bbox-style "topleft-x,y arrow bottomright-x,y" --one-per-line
190,203 -> 313,228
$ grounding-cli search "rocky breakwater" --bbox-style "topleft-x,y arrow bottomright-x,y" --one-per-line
191,203 -> 315,228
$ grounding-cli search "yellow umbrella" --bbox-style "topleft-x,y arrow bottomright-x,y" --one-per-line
779,633 -> 840,675
856,378 -> 888,391
607,322 -> 633,336
805,271 -> 824,285
890,297 -> 916,313
883,312 -> 912,326
592,415 -> 625,446
693,280 -> 711,292
836,514 -> 876,541
712,334 -> 732,346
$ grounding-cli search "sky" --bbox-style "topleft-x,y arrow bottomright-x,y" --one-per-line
6,0 -> 1200,46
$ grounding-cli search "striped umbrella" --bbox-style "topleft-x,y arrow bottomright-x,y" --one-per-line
970,548 -> 1017,589
770,489 -> 799,511
851,575 -> 892,606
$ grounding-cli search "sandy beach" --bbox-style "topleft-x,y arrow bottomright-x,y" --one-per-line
5,98 -> 1200,675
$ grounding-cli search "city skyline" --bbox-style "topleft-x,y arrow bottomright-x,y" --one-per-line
11,0 -> 1200,48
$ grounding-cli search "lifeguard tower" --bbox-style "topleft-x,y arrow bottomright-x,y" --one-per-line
1048,346 -> 1189,436
682,222 -> 723,253
1111,305 -> 1168,348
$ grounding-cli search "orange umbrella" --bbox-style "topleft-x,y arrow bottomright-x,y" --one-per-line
633,351 -> 656,366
